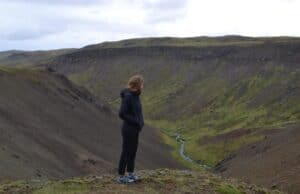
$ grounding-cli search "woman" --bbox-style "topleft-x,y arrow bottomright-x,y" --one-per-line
117,75 -> 144,184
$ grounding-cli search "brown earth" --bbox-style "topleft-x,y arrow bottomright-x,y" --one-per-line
214,124 -> 300,194
198,128 -> 253,145
0,68 -> 182,181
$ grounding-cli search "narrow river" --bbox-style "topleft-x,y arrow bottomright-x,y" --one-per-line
175,133 -> 211,170
161,129 -> 211,170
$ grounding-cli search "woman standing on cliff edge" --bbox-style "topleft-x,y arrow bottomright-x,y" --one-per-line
117,75 -> 144,184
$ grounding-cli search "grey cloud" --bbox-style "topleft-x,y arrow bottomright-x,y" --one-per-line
146,11 -> 186,24
142,0 -> 187,11
1,15 -> 69,41
1,13 -> 153,42
8,0 -> 108,5
0,0 -> 187,50
6,30 -> 51,41
4,25 -> 62,41
142,0 -> 188,23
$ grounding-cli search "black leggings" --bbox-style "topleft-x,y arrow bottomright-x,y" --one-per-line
118,128 -> 139,175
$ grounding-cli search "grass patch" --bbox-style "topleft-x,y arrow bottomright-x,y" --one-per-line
187,134 -> 264,165
216,184 -> 243,194
33,181 -> 90,194
0,181 -> 28,193
0,169 -> 282,194
69,67 -> 94,86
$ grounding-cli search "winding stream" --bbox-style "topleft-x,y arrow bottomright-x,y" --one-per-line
161,129 -> 211,170
175,133 -> 212,170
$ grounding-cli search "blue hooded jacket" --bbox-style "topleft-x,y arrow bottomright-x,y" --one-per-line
118,88 -> 144,131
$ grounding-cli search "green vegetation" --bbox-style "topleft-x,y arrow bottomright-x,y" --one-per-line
0,181 -> 29,193
143,66 -> 299,166
33,180 -> 90,194
0,49 -> 75,67
2,36 -> 299,171
0,169 -> 282,194
85,36 -> 300,49
0,37 -> 298,193
216,184 -> 243,194
0,66 -> 44,85
68,55 -> 300,167
158,129 -> 206,171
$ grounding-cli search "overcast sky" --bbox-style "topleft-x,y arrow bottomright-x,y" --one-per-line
1,0 -> 300,51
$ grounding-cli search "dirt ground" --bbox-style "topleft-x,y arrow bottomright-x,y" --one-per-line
215,124 -> 300,194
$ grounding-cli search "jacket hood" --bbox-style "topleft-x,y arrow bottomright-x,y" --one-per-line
120,88 -> 140,98
120,88 -> 131,98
